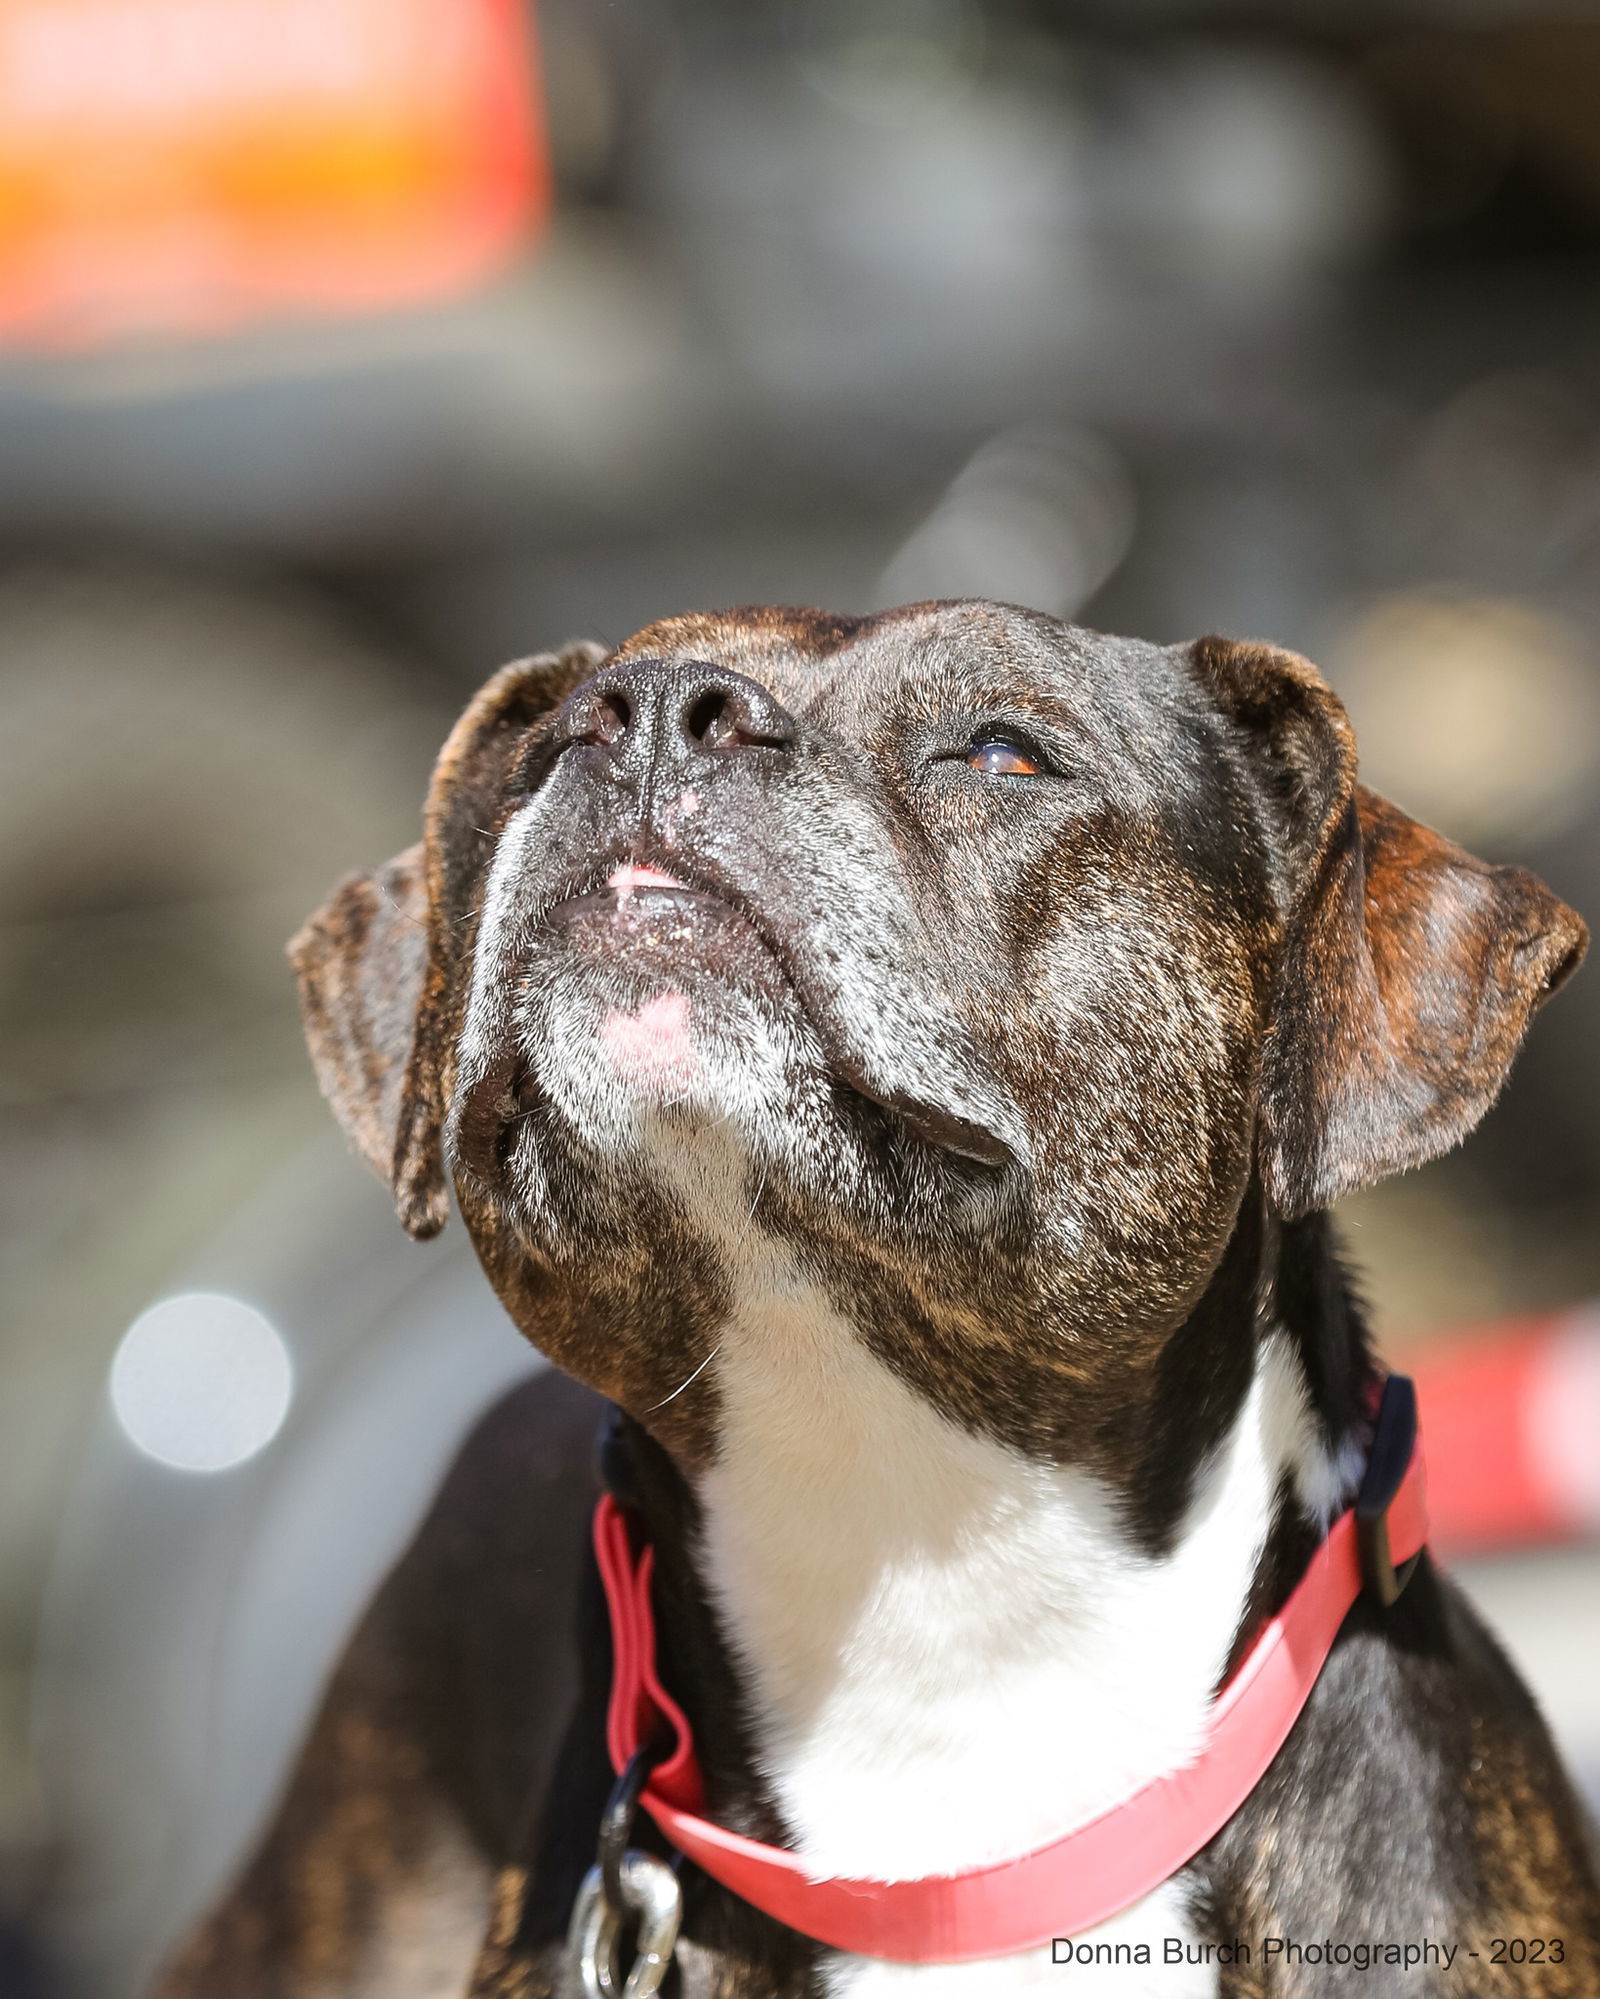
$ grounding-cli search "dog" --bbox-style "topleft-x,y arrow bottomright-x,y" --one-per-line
156,601 -> 1600,1997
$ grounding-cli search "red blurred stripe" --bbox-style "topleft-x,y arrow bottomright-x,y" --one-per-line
1408,1307 -> 1600,1555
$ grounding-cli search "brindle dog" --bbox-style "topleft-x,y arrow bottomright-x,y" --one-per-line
157,604 -> 1599,1998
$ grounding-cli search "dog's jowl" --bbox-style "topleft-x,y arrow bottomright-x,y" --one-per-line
158,604 -> 1599,1998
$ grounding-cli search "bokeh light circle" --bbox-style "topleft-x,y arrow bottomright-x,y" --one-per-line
109,1292 -> 293,1473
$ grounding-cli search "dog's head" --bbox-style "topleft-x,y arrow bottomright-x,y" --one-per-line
292,603 -> 1584,1469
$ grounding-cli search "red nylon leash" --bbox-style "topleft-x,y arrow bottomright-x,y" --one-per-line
595,1377 -> 1429,1965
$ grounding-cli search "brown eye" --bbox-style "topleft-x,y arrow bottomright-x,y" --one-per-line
966,736 -> 1041,776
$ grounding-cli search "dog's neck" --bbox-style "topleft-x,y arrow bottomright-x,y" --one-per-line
620,1143 -> 1372,1907
693,1267 -> 1359,1889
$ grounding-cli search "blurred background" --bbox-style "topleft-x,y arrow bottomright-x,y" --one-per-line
3,0 -> 1600,1990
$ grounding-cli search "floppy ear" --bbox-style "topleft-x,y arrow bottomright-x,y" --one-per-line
1191,636 -> 1588,1218
289,842 -> 433,1214
289,640 -> 607,1239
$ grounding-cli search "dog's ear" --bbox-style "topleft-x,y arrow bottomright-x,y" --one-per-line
290,842 -> 434,1220
289,640 -> 607,1238
1190,636 -> 1587,1217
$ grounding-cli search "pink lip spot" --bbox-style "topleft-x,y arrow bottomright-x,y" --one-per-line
608,862 -> 688,901
600,990 -> 701,1084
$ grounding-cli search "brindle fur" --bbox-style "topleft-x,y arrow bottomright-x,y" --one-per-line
156,603 -> 1596,1997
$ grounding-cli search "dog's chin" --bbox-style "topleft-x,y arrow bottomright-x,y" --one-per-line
536,973 -> 814,1162
498,890 -> 831,1173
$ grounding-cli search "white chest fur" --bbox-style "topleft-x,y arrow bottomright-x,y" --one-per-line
691,1247 -> 1342,1998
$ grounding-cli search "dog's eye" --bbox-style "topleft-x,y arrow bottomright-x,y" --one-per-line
966,734 -> 1042,777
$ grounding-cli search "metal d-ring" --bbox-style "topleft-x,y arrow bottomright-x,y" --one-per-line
568,1851 -> 683,1999
567,1745 -> 682,1999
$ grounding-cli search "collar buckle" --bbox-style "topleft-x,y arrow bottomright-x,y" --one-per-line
1356,1373 -> 1422,1607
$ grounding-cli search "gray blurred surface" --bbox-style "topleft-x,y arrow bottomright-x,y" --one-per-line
34,1142 -> 542,1999
1455,1551 -> 1600,1816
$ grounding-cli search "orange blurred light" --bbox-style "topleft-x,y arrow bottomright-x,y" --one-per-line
0,0 -> 549,346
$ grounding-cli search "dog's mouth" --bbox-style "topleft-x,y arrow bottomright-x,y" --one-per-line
543,862 -> 778,974
454,856 -> 1022,1181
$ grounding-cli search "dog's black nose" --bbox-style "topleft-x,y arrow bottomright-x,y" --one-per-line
558,659 -> 797,766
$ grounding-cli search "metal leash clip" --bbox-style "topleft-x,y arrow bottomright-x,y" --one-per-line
567,1745 -> 683,1999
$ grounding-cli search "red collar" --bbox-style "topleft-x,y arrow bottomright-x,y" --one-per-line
595,1376 -> 1428,1965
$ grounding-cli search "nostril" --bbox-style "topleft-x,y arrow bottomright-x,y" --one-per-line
686,689 -> 728,745
684,680 -> 796,752
590,693 -> 630,747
